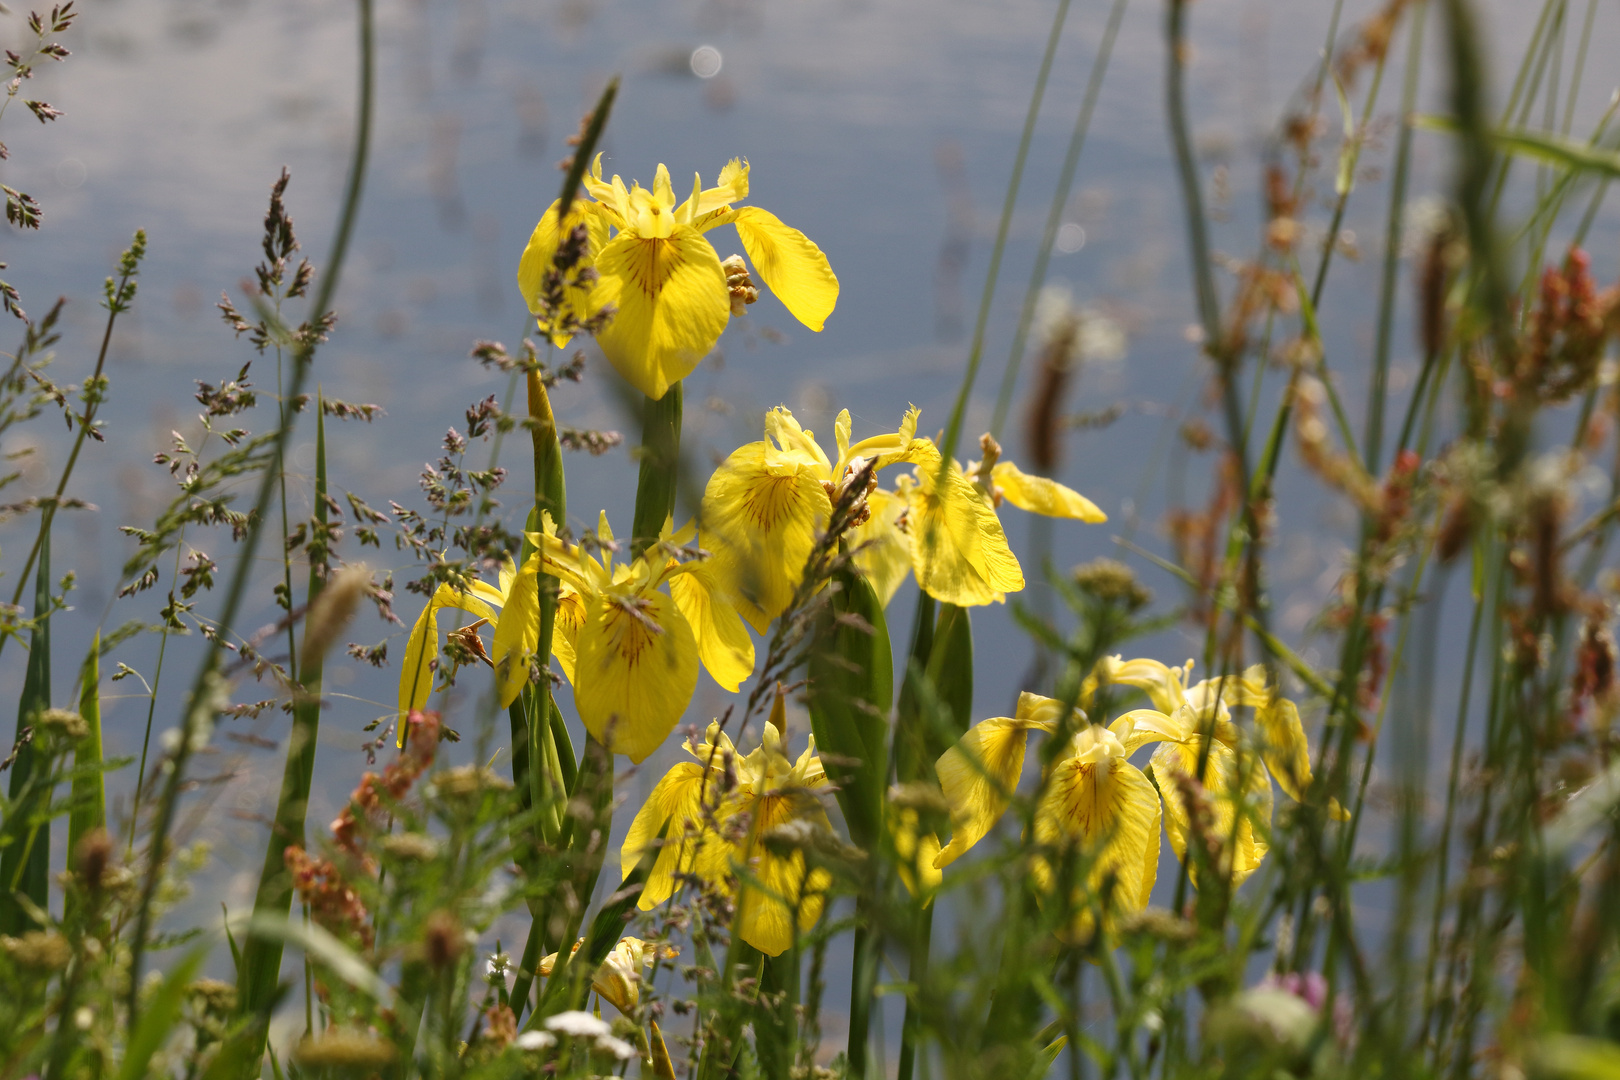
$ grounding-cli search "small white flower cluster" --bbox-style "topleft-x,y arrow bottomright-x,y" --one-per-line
539,1011 -> 637,1060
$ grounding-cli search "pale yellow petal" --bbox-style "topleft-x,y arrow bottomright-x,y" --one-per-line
991,461 -> 1106,522
516,199 -> 612,347
933,717 -> 1036,868
591,226 -> 730,400
551,585 -> 584,684
725,206 -> 838,332
1148,738 -> 1272,888
624,762 -> 713,909
574,590 -> 699,763
1255,696 -> 1313,805
891,806 -> 942,899
906,446 -> 1024,607
669,561 -> 756,692
701,440 -> 832,633
850,487 -> 913,607
735,788 -> 833,956
396,584 -> 499,733
1033,755 -> 1162,937
491,553 -> 543,708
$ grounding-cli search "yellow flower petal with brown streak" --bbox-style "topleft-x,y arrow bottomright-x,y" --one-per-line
735,786 -> 834,956
702,440 -> 832,633
991,461 -> 1106,522
933,715 -> 1051,868
591,225 -> 730,400
1032,744 -> 1162,937
724,206 -> 839,332
550,584 -> 585,684
573,590 -> 699,763
623,762 -> 725,909
906,446 -> 1024,607
516,199 -> 612,347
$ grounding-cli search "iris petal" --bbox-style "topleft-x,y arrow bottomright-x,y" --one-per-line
934,716 -> 1046,868
592,226 -> 730,400
574,590 -> 699,763
991,461 -> 1106,522
850,487 -> 913,607
491,553 -> 544,708
727,206 -> 839,332
735,788 -> 833,956
669,560 -> 756,692
396,584 -> 499,742
516,199 -> 611,347
1033,754 -> 1162,938
906,446 -> 1024,607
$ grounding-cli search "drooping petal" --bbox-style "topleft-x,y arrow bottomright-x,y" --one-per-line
491,553 -> 544,708
724,206 -> 839,332
573,590 -> 699,763
397,584 -> 500,735
906,446 -> 1024,607
1256,695 -> 1347,818
991,461 -> 1107,522
591,226 -> 730,400
850,487 -> 913,607
934,716 -> 1048,868
701,440 -> 833,633
1032,754 -> 1162,937
516,199 -> 612,347
550,585 -> 585,684
734,787 -> 833,956
624,762 -> 721,909
1148,738 -> 1272,887
669,560 -> 756,692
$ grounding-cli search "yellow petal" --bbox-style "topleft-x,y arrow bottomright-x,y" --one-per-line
397,584 -> 499,732
850,487 -> 913,607
684,157 -> 750,221
1255,695 -> 1321,809
906,446 -> 1024,607
591,226 -> 730,400
701,439 -> 832,633
491,553 -> 544,708
574,590 -> 699,763
1090,656 -> 1187,715
516,199 -> 611,347
735,788 -> 833,956
1149,738 -> 1272,888
668,560 -> 756,692
724,206 -> 838,332
624,762 -> 713,908
991,461 -> 1106,522
1033,754 -> 1162,937
551,585 -> 584,684
891,806 -> 942,899
934,716 -> 1044,868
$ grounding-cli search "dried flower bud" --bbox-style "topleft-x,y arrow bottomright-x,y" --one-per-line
75,827 -> 113,892
292,1028 -> 397,1068
1071,558 -> 1152,610
424,909 -> 464,969
720,254 -> 758,316
2,930 -> 71,971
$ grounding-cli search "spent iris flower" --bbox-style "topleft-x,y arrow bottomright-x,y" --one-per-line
518,156 -> 839,400
535,513 -> 752,763
537,935 -> 680,1015
621,719 -> 832,956
853,433 -> 1107,608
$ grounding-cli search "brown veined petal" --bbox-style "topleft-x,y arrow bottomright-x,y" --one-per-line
726,206 -> 839,332
990,461 -> 1107,522
934,716 -> 1049,868
573,589 -> 699,763
734,788 -> 834,956
850,487 -> 913,607
516,199 -> 612,347
701,440 -> 833,633
1148,738 -> 1272,888
591,226 -> 730,400
1032,753 -> 1162,939
668,560 -> 756,692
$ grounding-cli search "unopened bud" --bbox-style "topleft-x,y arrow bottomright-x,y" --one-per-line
720,254 -> 759,316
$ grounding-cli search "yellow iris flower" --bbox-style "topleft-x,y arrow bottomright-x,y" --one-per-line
518,156 -> 839,400
700,405 -> 923,632
932,691 -> 1176,939
535,513 -> 753,763
621,720 -> 832,956
853,437 -> 1107,608
538,935 -> 679,1015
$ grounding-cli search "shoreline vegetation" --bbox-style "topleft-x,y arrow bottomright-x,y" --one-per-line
6,1 -> 1620,1077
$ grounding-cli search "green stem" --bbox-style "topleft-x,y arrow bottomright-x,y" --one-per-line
630,382 -> 682,557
